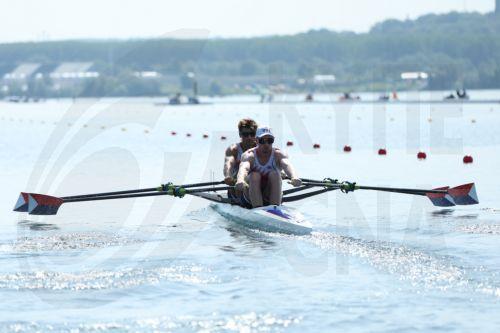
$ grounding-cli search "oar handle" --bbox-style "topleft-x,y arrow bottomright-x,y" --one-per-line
183,181 -> 225,188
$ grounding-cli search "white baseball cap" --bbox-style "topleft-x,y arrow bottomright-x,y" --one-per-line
256,127 -> 274,138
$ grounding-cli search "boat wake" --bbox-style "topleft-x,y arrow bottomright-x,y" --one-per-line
267,230 -> 500,298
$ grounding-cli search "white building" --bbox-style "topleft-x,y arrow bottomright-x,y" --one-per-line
313,74 -> 336,85
134,71 -> 161,79
401,72 -> 429,80
50,62 -> 99,80
50,62 -> 99,91
2,63 -> 42,93
401,72 -> 429,90
3,63 -> 41,81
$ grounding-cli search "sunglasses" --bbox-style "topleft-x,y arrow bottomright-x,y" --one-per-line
258,137 -> 274,145
240,131 -> 256,138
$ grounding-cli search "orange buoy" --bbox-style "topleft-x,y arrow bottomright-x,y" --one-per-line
343,145 -> 352,152
286,141 -> 294,147
378,148 -> 387,155
313,143 -> 321,149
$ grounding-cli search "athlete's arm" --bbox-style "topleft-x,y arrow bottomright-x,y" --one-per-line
223,146 -> 236,185
235,152 -> 252,191
277,151 -> 302,187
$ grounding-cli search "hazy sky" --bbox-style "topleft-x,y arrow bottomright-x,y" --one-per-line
0,0 -> 495,43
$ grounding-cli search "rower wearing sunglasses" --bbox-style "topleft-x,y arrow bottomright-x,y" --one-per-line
223,119 -> 258,187
235,127 -> 302,208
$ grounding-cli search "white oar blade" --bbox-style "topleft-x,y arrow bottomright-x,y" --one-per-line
448,183 -> 479,205
28,193 -> 64,215
426,187 -> 456,207
13,192 -> 30,212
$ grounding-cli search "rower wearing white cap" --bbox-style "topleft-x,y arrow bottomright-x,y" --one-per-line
235,127 -> 302,208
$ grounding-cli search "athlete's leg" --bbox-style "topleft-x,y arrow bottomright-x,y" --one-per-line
248,172 -> 263,207
266,170 -> 282,205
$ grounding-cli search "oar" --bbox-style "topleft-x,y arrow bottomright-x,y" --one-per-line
284,187 -> 338,203
299,180 -> 479,207
13,181 -> 224,213
15,184 -> 230,216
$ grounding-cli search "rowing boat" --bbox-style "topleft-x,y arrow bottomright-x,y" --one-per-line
186,190 -> 315,235
212,203 -> 313,235
13,179 -> 479,235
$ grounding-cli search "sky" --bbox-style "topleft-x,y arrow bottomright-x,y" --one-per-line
0,0 -> 495,43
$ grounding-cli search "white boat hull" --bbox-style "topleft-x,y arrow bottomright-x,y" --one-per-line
211,204 -> 313,235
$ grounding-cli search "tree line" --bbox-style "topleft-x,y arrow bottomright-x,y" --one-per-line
1,11 -> 499,97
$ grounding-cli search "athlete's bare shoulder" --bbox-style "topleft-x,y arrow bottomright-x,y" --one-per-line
241,147 -> 256,162
225,143 -> 239,157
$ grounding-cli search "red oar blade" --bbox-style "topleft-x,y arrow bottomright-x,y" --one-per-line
28,193 -> 65,215
13,192 -> 30,212
426,187 -> 456,207
448,183 -> 479,205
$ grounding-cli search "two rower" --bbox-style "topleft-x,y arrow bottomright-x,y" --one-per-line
235,127 -> 302,208
223,119 -> 302,208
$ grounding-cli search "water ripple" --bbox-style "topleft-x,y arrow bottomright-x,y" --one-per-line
456,224 -> 500,235
1,232 -> 141,252
0,265 -> 219,291
4,312 -> 300,332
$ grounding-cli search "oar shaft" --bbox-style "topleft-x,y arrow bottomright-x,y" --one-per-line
301,181 -> 447,195
283,185 -> 314,196
63,186 -> 231,203
64,191 -> 168,203
356,185 -> 442,195
62,187 -> 158,199
283,187 -> 338,202
61,181 -> 224,200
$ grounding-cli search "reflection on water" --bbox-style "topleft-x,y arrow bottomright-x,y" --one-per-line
454,214 -> 480,220
17,219 -> 59,231
190,206 -> 278,251
224,224 -> 278,251
431,209 -> 455,216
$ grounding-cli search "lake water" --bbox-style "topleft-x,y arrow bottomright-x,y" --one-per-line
0,92 -> 499,332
